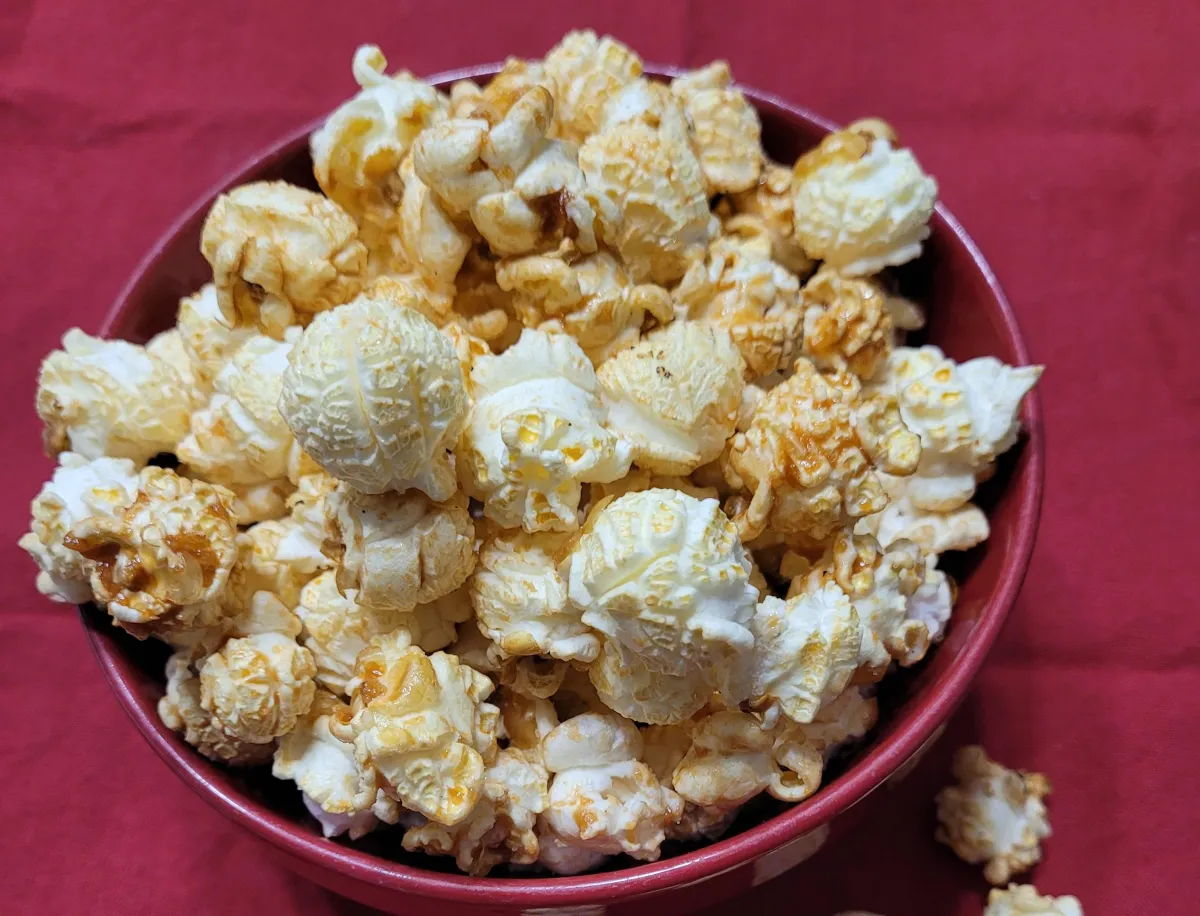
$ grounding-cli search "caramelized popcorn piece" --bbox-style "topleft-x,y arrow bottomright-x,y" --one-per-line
727,163 -> 815,275
175,284 -> 253,391
768,687 -> 878,801
674,229 -> 805,381
801,266 -> 893,379
158,651 -> 274,766
461,329 -> 632,532
451,248 -> 521,351
724,359 -> 892,542
750,581 -> 861,727
452,58 -> 549,122
36,329 -> 196,463
541,712 -> 682,861
597,321 -> 745,474
671,62 -> 762,194
470,528 -> 598,664
985,885 -> 1084,916
178,330 -> 296,490
339,630 -> 499,825
856,471 -> 990,553
867,346 -> 1042,512
792,119 -> 938,275
311,45 -> 447,267
64,467 -> 238,641
325,485 -> 476,613
588,636 -> 710,725
543,30 -> 643,142
497,249 -> 673,363
279,290 -> 467,499
579,98 -> 714,285
936,745 -> 1053,886
403,747 -> 549,875
566,488 -> 758,707
200,181 -> 368,337
672,710 -> 777,811
274,690 -> 400,840
20,452 -> 138,603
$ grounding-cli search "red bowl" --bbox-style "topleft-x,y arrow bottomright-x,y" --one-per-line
82,65 -> 1044,916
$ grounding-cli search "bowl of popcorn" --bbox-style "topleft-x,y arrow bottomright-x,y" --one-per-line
21,30 -> 1043,916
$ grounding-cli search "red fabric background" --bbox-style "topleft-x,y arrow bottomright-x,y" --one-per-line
1,2 -> 1196,914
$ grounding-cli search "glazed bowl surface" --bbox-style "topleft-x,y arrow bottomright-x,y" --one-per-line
82,63 -> 1044,916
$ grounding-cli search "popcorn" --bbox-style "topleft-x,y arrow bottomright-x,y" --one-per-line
750,581 -> 861,727
396,154 -> 473,287
856,472 -> 990,553
451,248 -> 521,351
175,284 -> 253,390
588,466 -> 720,505
985,886 -> 1084,916
588,636 -> 710,725
936,745 -> 1053,885
402,748 -> 549,874
200,181 -> 368,337
566,489 -> 757,706
724,359 -> 895,542
452,59 -> 549,122
768,686 -> 878,801
311,45 -> 447,267
64,467 -> 238,641
224,517 -> 324,614
273,690 -> 401,840
792,119 -> 938,275
497,690 -> 559,757
470,528 -> 598,664
597,322 -> 745,475
543,30 -> 643,142
178,330 -> 297,489
324,485 -> 476,613
157,651 -> 275,766
36,329 -> 196,463
496,249 -> 673,363
672,710 -> 777,811
674,229 -> 805,380
19,452 -> 138,604
279,290 -> 467,499
671,62 -> 762,194
727,163 -> 815,275
337,629 -> 499,825
579,106 -> 713,285
867,346 -> 1042,512
460,329 -> 632,532
541,713 -> 682,860
535,830 -> 610,875
801,266 -> 893,379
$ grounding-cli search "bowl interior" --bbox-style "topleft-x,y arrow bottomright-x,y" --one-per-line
87,67 -> 1043,905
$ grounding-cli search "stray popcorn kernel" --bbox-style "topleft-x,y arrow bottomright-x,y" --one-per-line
985,885 -> 1084,916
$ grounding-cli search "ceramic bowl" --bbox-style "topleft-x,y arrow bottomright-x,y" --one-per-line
82,64 -> 1043,916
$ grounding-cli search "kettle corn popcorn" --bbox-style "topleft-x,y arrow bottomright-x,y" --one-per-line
23,31 -> 1046,879
985,885 -> 1084,916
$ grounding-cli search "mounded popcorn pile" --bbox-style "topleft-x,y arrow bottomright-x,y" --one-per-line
21,31 -> 1060,893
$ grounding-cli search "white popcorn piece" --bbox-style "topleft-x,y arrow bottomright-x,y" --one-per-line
642,721 -> 736,842
801,266 -> 894,380
597,322 -> 745,475
496,249 -> 673,364
19,452 -> 138,604
601,78 -> 691,148
567,488 -> 758,708
221,479 -> 293,526
36,329 -> 197,464
936,745 -> 1053,886
396,154 -> 474,288
543,30 -> 643,143
587,466 -> 721,506
672,710 -> 777,811
460,329 -> 632,532
324,484 -> 475,614
175,284 -> 253,392
674,228 -> 805,381
199,628 -> 317,744
985,885 -> 1084,916
452,58 -> 549,122
588,636 -> 710,726
224,516 -> 325,616
157,651 -> 275,766
768,686 -> 878,801
279,289 -> 467,499
671,62 -> 763,194
856,471 -> 990,553
541,713 -> 682,861
337,629 -> 499,826
402,747 -> 549,875
867,346 -> 1042,512
178,330 -> 297,489
200,181 -> 368,338
792,119 -> 938,275
470,528 -> 598,664
274,690 -> 401,840
311,45 -> 448,268
750,581 -> 861,728
64,467 -> 239,641
727,163 -> 815,276
535,829 -> 611,875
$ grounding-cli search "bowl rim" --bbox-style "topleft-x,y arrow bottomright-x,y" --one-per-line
88,62 -> 1045,907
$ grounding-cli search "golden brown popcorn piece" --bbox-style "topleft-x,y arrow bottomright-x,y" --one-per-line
936,745 -> 1053,886
450,248 -> 521,352
768,687 -> 878,801
985,885 -> 1084,916
727,163 -> 816,276
394,154 -> 474,288
64,467 -> 238,641
201,181 -> 368,338
801,266 -> 894,379
175,284 -> 253,392
543,30 -> 643,142
450,58 -> 549,122
671,61 -> 763,194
